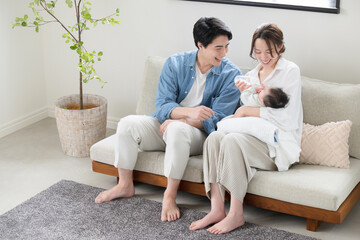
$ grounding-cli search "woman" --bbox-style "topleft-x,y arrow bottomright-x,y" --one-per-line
189,23 -> 303,234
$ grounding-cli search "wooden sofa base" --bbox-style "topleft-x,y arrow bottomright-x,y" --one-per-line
92,160 -> 360,232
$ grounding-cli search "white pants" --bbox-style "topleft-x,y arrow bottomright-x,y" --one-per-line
114,115 -> 207,180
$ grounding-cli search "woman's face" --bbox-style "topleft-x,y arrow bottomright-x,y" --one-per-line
254,38 -> 281,71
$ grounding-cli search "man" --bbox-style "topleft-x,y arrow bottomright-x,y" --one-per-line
95,17 -> 241,222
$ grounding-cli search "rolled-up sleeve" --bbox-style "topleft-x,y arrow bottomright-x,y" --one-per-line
202,70 -> 241,134
154,58 -> 181,123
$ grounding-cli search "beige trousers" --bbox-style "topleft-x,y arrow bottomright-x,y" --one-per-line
114,115 -> 207,180
203,131 -> 277,202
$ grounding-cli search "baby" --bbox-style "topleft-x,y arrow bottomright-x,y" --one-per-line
241,84 -> 289,109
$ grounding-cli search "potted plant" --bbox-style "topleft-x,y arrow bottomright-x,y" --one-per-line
13,0 -> 120,157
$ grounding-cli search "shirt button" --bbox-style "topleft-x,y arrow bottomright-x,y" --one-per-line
185,91 -> 188,94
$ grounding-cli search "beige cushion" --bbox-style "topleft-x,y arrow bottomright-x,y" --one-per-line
136,56 -> 166,115
90,135 -> 204,183
300,121 -> 352,168
248,158 -> 360,211
302,77 -> 360,159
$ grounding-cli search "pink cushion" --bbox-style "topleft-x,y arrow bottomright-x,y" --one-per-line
300,120 -> 352,168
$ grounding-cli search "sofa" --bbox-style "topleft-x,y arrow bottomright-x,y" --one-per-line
90,56 -> 360,232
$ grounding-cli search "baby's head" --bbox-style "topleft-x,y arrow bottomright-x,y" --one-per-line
258,86 -> 289,108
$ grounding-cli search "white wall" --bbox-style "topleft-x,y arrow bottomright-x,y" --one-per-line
43,0 -> 360,125
2,0 -> 359,135
0,1 -> 46,137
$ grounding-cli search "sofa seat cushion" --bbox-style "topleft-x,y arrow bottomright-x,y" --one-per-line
248,158 -> 360,211
90,134 -> 204,183
91,135 -> 360,211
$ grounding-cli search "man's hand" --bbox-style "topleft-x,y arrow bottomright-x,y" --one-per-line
187,106 -> 215,121
160,119 -> 184,135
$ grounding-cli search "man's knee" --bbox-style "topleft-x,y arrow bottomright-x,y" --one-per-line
163,121 -> 191,142
117,115 -> 138,133
117,115 -> 154,138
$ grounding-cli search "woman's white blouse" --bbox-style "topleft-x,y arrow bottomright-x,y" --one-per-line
245,57 -> 303,147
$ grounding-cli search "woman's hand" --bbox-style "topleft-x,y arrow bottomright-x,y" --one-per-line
232,106 -> 260,118
235,80 -> 251,93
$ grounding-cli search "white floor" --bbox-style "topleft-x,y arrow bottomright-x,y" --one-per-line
1,118 -> 359,239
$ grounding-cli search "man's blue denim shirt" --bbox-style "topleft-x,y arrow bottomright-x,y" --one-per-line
152,50 -> 241,134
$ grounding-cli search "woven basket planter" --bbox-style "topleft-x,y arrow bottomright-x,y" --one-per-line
55,94 -> 107,157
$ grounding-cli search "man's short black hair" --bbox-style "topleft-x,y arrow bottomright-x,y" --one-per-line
263,87 -> 289,108
193,17 -> 232,49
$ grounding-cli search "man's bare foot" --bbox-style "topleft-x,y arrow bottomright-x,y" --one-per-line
161,190 -> 180,222
207,212 -> 245,234
189,209 -> 226,231
95,182 -> 135,203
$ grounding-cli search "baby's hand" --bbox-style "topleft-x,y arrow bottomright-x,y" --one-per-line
255,83 -> 265,93
235,80 -> 251,93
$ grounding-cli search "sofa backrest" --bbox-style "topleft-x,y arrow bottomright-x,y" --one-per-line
136,56 -> 360,159
302,76 -> 360,159
136,56 -> 166,116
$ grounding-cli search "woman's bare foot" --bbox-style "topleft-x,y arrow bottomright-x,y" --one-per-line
207,212 -> 245,234
95,182 -> 135,203
189,209 -> 226,231
161,190 -> 180,222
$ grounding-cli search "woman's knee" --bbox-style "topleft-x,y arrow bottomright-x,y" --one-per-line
221,133 -> 248,148
204,131 -> 226,147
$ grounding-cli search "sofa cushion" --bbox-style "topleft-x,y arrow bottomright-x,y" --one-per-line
301,77 -> 360,159
90,135 -> 204,183
247,158 -> 360,211
300,120 -> 352,168
136,56 -> 166,116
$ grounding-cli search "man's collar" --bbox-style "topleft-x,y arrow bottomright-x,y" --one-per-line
185,49 -> 222,75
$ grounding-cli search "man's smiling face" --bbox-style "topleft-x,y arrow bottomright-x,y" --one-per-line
199,35 -> 229,67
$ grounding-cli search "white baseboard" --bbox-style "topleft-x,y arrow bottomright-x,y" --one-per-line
106,116 -> 119,130
0,106 -> 119,139
0,107 -> 49,139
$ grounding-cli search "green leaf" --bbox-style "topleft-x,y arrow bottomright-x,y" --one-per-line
65,0 -> 73,8
98,51 -> 103,56
84,12 -> 91,20
76,48 -> 82,55
98,58 -> 101,61
33,21 -> 38,26
35,26 -> 39,32
116,8 -> 120,13
21,22 -> 27,27
24,15 -> 28,20
70,45 -> 77,50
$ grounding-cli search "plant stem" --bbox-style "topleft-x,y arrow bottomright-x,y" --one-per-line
39,1 -> 78,42
75,0 -> 83,110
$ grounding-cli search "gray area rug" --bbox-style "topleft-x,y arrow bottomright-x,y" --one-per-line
0,180 -> 318,240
